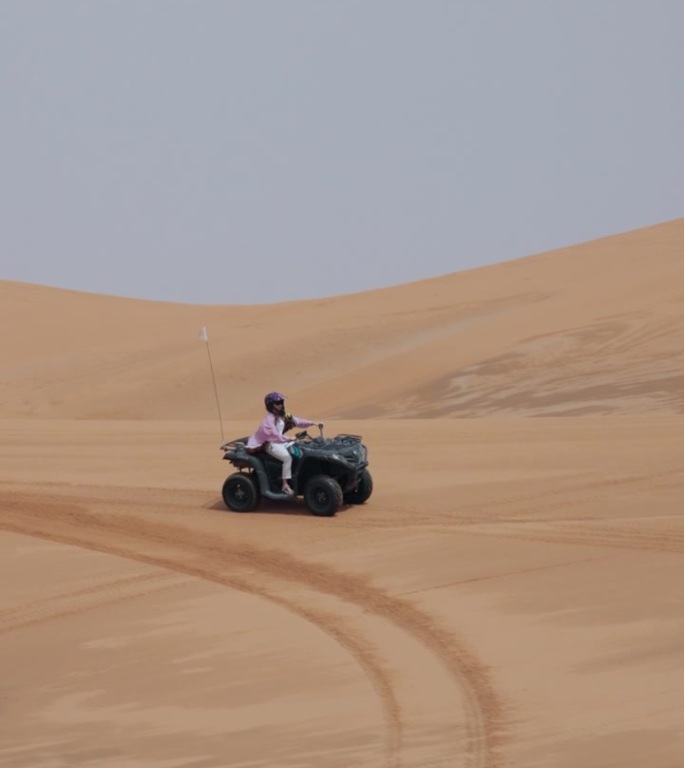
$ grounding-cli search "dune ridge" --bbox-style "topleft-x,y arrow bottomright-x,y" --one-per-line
2,218 -> 683,420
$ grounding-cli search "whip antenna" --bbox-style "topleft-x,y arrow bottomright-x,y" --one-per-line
199,325 -> 225,443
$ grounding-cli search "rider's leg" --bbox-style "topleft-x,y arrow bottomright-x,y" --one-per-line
265,443 -> 293,493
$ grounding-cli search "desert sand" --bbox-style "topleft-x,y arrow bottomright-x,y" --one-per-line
1,219 -> 684,768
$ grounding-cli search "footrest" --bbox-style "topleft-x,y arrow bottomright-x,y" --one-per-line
267,491 -> 297,500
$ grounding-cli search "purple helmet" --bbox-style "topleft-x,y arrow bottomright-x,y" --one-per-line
264,391 -> 286,413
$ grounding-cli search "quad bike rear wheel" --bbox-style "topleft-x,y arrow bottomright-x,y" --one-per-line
304,475 -> 343,517
222,472 -> 260,512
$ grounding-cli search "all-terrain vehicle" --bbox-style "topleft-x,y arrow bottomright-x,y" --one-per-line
220,426 -> 373,516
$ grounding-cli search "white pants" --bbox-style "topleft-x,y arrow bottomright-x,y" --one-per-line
265,442 -> 293,481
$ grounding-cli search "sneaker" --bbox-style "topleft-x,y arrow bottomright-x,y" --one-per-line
282,485 -> 295,496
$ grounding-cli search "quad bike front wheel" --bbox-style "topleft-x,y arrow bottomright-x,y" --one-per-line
222,473 -> 261,512
343,469 -> 373,505
304,475 -> 343,517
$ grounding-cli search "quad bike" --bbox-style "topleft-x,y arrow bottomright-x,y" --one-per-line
220,425 -> 373,517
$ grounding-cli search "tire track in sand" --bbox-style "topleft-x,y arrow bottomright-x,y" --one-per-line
0,489 -> 503,768
0,571 -> 191,635
359,466 -> 684,555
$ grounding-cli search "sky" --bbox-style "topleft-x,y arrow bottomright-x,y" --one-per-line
2,1 -> 683,305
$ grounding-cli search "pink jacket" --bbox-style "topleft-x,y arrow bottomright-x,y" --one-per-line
247,413 -> 315,449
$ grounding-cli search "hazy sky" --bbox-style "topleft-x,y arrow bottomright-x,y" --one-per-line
2,1 -> 682,305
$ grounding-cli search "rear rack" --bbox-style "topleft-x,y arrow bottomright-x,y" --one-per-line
220,436 -> 249,452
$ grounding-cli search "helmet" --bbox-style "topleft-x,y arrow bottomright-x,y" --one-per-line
264,391 -> 286,413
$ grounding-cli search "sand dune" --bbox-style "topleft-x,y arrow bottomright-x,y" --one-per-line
1,219 -> 684,767
3,219 -> 684,422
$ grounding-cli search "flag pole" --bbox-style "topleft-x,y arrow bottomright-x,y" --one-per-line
199,325 -> 225,444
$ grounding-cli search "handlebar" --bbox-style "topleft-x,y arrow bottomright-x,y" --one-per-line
295,424 -> 324,441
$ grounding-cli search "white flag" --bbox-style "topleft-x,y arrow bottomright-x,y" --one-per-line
199,325 -> 208,342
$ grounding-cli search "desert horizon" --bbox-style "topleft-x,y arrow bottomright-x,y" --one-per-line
2,218 -> 684,767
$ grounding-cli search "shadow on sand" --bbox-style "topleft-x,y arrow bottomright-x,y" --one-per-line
204,497 -> 350,518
